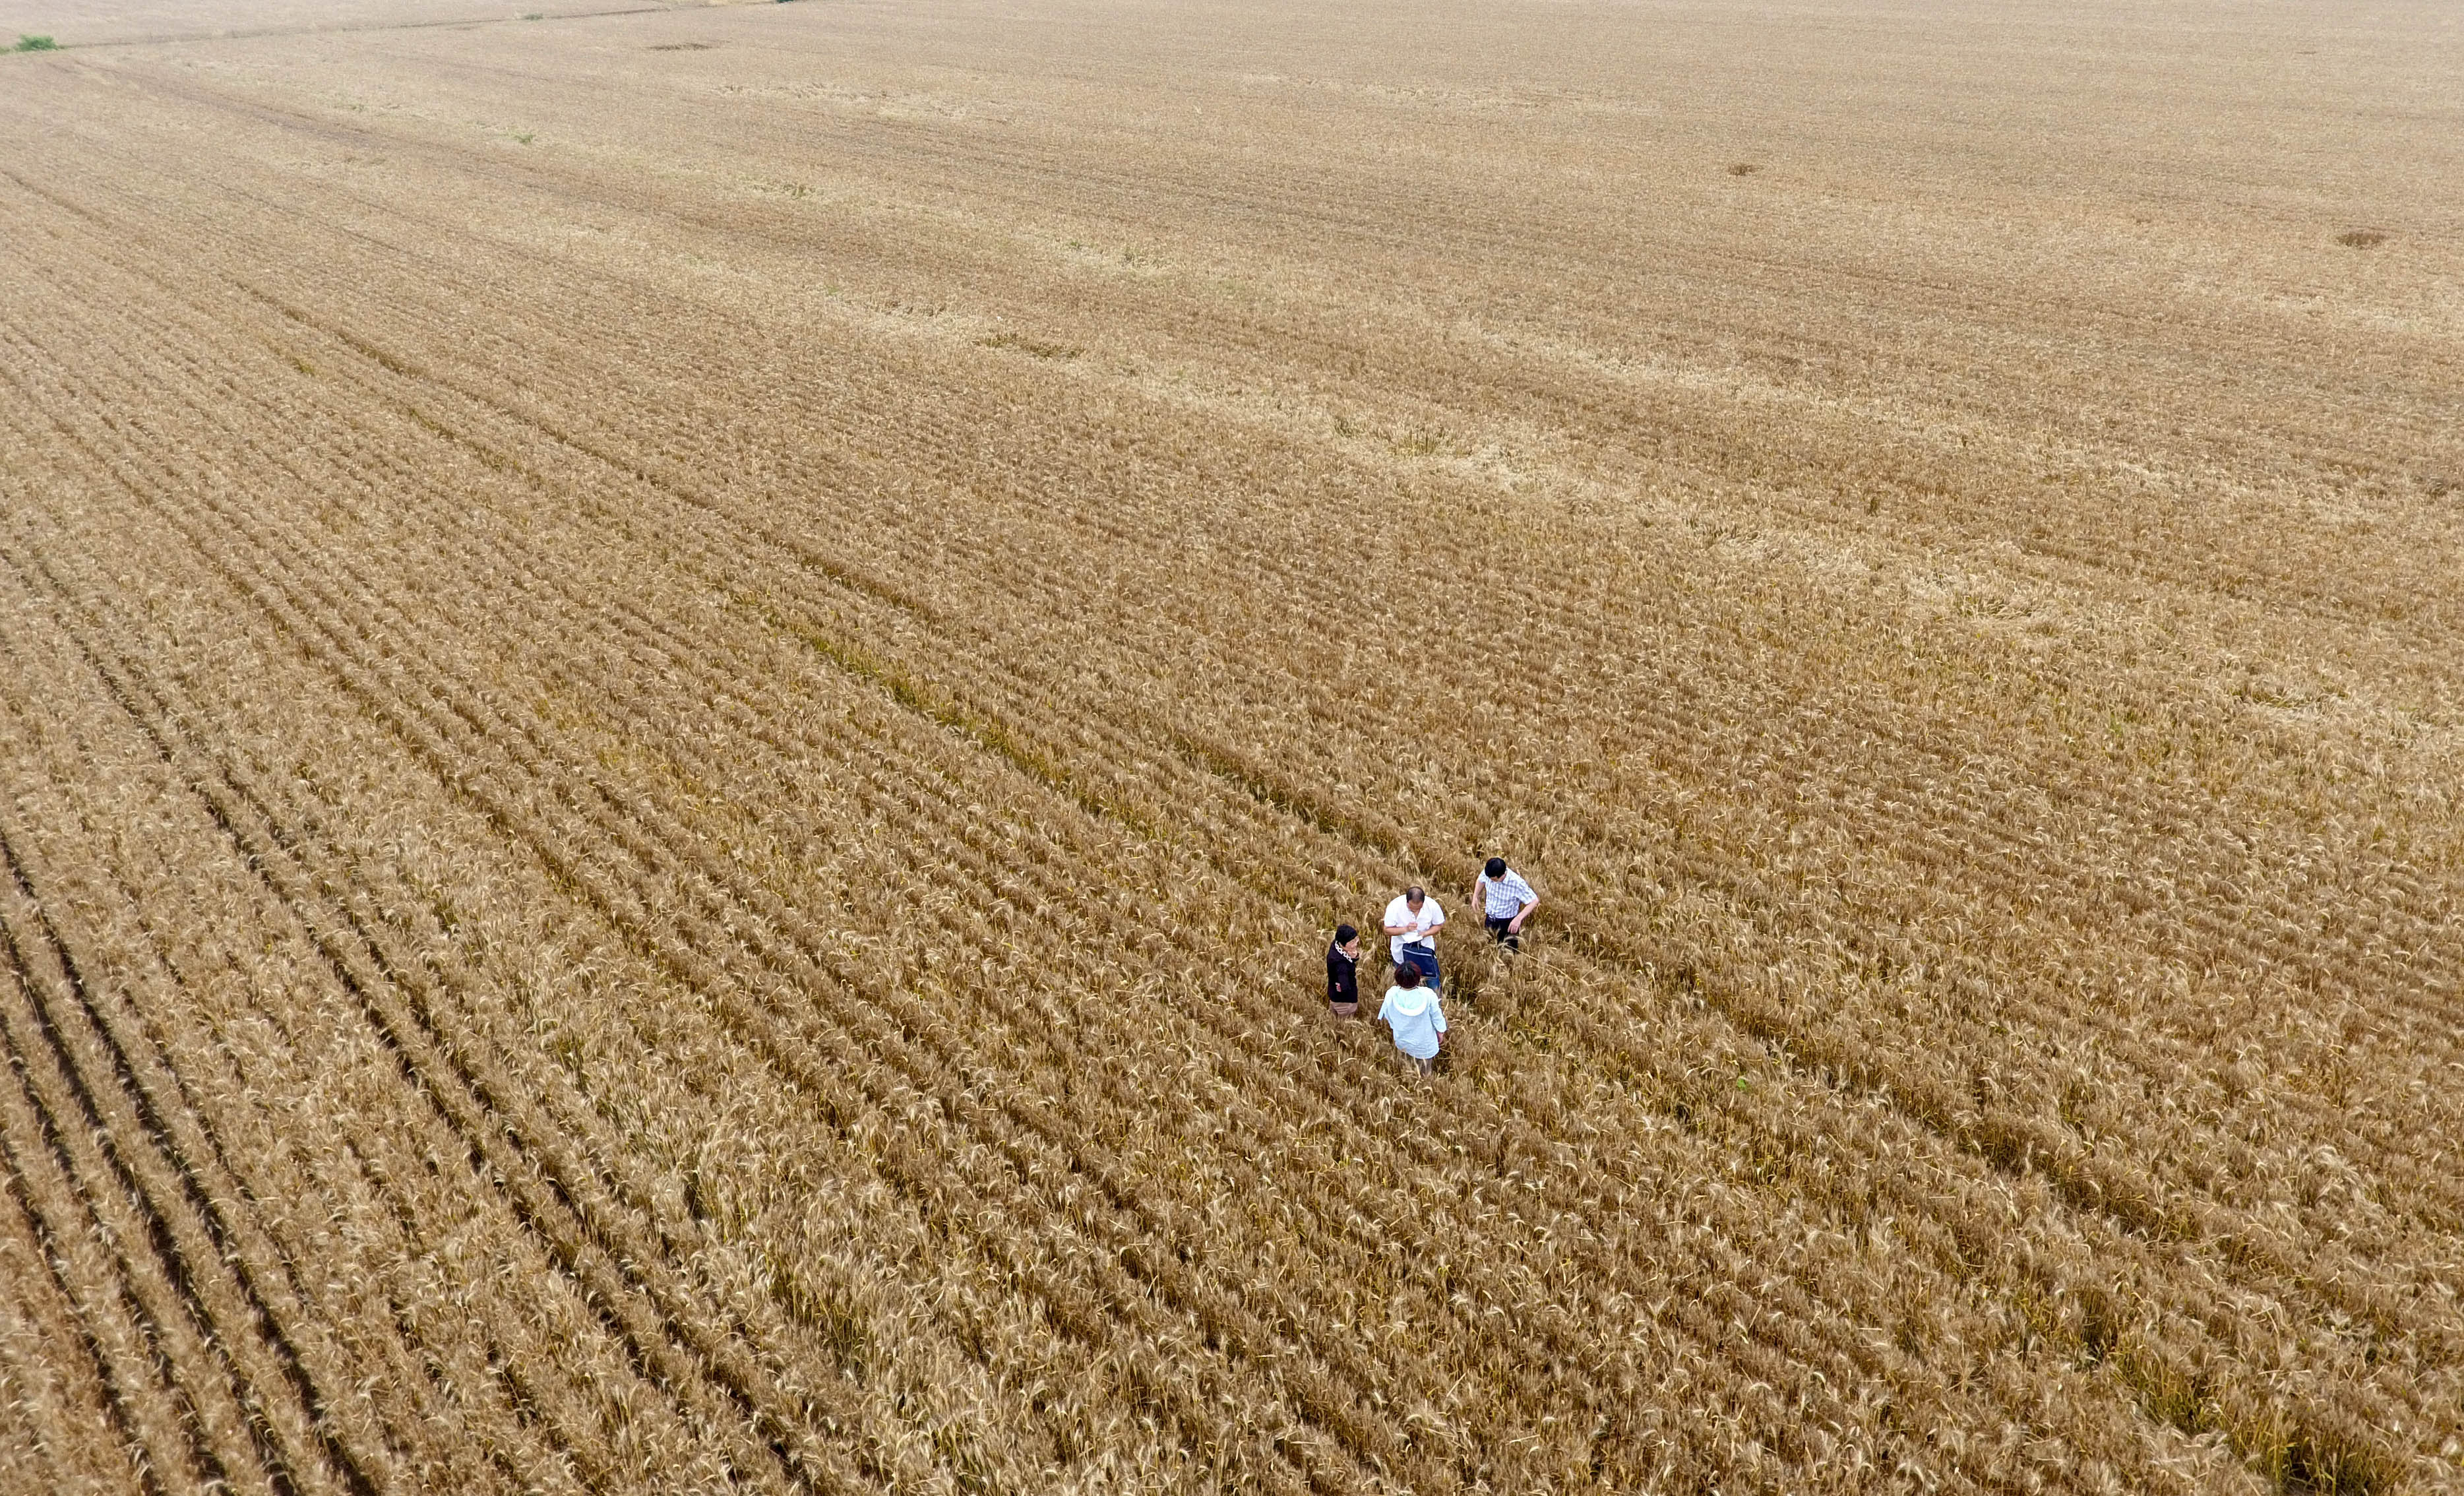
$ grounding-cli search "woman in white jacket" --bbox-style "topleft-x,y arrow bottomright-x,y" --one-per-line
1377,965 -> 1446,1076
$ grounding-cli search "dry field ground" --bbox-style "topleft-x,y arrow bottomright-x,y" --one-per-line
1,0 -> 2460,1490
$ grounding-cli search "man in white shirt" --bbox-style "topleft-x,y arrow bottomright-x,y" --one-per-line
1474,857 -> 1539,951
1382,885 -> 1445,991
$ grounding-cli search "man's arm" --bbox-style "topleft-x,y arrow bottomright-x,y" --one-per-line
1473,874 -> 1490,914
1508,880 -> 1538,931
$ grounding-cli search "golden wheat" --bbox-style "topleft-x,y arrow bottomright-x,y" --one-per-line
0,0 -> 2457,1490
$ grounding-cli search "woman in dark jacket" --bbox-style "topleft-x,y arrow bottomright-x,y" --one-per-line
1326,924 -> 1362,1018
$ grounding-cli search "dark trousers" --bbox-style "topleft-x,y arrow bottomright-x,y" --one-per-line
1400,942 -> 1440,989
1485,916 -> 1521,951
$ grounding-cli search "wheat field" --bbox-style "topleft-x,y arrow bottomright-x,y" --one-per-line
0,0 -> 2459,1490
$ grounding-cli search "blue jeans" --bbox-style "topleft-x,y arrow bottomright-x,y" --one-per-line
1400,942 -> 1440,990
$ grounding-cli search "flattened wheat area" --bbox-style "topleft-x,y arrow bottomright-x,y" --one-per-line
0,0 -> 2457,1491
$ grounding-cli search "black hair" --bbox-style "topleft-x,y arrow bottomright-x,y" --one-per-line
1334,923 -> 1357,945
1394,966 -> 1423,989
1485,857 -> 1508,879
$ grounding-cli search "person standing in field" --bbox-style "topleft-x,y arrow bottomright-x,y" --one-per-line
1474,856 -> 1539,951
1378,965 -> 1446,1075
1383,885 -> 1445,991
1326,923 -> 1362,1018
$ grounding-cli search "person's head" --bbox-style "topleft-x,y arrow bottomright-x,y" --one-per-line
1394,965 -> 1423,989
1405,885 -> 1425,909
1334,923 -> 1358,949
1485,857 -> 1508,879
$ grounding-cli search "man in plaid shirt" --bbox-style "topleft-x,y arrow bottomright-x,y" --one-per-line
1475,857 -> 1539,951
